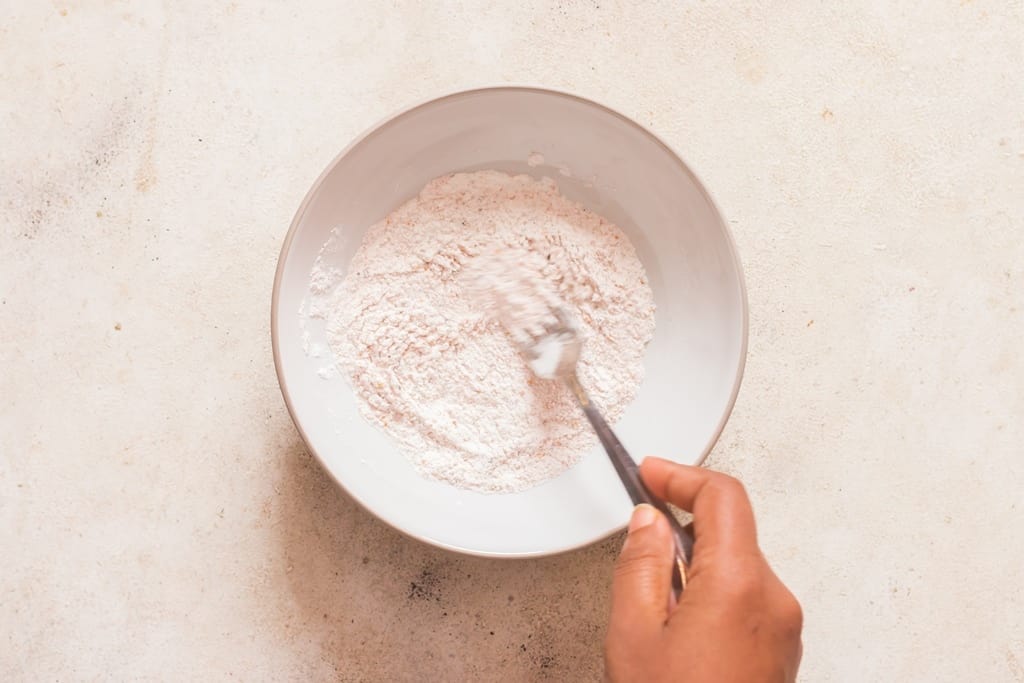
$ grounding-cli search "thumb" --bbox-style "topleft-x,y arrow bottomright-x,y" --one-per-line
609,504 -> 674,631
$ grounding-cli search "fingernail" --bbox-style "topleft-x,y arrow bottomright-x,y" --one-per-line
629,504 -> 657,533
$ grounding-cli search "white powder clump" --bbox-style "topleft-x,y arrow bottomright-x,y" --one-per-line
311,171 -> 655,493
462,248 -> 569,351
463,249 -> 581,380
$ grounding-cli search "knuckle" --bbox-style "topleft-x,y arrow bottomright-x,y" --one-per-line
614,546 -> 663,579
776,592 -> 804,633
615,524 -> 666,568
727,571 -> 764,603
708,473 -> 748,499
662,467 -> 682,492
712,563 -> 764,604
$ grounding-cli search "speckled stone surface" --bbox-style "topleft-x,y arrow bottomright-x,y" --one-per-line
2,2 -> 1023,681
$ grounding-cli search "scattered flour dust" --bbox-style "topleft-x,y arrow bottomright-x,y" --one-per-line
306,171 -> 655,493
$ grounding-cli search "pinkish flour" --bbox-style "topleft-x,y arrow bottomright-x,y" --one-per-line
309,171 -> 655,493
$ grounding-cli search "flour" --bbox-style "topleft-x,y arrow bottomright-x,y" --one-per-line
463,248 -> 581,380
307,171 -> 655,493
462,248 -> 572,353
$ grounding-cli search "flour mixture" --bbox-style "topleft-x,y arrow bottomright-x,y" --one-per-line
306,171 -> 655,493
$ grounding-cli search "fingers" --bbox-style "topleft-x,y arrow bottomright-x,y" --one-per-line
609,504 -> 675,634
640,457 -> 758,553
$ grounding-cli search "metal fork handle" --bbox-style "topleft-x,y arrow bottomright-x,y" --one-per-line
564,373 -> 694,601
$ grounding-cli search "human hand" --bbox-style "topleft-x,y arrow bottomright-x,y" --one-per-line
605,457 -> 803,682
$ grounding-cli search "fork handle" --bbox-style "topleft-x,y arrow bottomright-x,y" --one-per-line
565,374 -> 694,601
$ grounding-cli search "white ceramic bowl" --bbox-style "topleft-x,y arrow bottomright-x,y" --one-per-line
272,87 -> 747,557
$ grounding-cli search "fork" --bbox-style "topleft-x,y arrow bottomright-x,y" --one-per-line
520,309 -> 695,601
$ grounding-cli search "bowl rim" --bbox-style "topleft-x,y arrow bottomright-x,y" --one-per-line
271,84 -> 750,559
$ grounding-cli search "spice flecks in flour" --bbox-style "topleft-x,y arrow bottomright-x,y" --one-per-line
307,171 -> 655,493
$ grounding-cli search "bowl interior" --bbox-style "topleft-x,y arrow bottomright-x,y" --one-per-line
273,87 -> 746,556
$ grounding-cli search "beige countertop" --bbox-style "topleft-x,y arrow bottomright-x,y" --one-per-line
2,2 -> 1022,680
